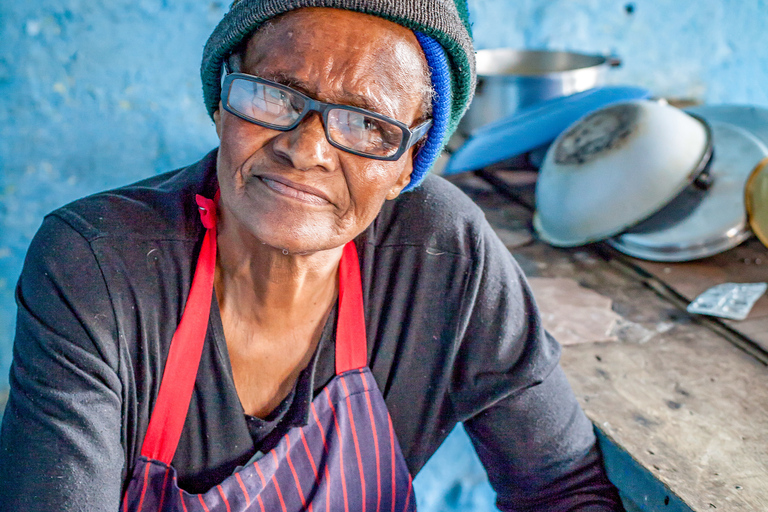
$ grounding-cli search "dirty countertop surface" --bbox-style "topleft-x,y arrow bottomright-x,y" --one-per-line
449,171 -> 768,512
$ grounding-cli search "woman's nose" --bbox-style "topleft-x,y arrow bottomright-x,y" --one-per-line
272,112 -> 337,171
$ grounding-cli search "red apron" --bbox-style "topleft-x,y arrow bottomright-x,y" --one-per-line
121,194 -> 416,511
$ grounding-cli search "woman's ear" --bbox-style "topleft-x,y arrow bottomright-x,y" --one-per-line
386,162 -> 414,200
213,101 -> 223,139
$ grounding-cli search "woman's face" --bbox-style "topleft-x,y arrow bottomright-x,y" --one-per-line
214,8 -> 429,255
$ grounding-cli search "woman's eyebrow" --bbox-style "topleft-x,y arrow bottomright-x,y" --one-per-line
261,71 -> 388,115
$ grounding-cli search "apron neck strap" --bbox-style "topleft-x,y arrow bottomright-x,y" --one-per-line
141,193 -> 219,464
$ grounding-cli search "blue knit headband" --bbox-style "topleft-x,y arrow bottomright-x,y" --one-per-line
405,32 -> 452,192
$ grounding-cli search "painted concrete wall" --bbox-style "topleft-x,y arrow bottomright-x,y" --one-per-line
1,0 -> 767,509
1,1 -> 226,388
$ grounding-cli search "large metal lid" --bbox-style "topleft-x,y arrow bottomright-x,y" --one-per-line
609,120 -> 768,261
686,104 -> 768,146
534,100 -> 712,247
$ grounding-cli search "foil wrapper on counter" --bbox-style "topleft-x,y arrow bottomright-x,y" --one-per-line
687,282 -> 767,321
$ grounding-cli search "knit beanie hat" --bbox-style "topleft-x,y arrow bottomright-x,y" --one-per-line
201,0 -> 476,190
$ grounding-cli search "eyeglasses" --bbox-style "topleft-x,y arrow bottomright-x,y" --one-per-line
221,73 -> 432,161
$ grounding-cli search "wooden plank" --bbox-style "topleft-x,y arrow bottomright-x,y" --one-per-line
626,241 -> 768,353
449,172 -> 768,511
562,331 -> 768,511
530,246 -> 768,511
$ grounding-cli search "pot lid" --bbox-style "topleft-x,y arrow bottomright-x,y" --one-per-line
685,104 -> 768,147
534,100 -> 712,247
745,156 -> 768,249
443,86 -> 651,175
609,120 -> 768,261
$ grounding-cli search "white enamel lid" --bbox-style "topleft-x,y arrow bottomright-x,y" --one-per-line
534,100 -> 711,247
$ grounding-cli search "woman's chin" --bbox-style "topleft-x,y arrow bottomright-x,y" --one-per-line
248,225 -> 348,256
221,189 -> 361,257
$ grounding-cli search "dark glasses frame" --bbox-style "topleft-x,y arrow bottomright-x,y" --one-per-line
221,73 -> 432,161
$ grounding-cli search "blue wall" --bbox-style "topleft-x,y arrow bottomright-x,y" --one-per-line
1,1 -> 225,385
1,1 -> 767,508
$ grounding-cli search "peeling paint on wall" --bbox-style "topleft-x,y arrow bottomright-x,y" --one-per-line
0,1 -> 226,382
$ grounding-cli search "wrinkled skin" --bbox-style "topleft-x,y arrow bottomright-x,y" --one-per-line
214,7 -> 430,256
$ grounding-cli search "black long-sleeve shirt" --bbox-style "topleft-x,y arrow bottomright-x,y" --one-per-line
0,150 -> 622,511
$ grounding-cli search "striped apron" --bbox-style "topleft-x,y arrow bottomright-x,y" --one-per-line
122,193 -> 416,511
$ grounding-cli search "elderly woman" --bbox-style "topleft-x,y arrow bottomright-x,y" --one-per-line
0,0 -> 623,510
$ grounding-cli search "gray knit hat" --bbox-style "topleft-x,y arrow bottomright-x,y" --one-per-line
201,0 -> 476,146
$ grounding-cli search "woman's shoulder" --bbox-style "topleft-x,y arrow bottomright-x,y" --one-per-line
49,150 -> 218,243
371,173 -> 490,255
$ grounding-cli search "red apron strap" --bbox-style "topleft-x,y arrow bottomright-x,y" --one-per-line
140,193 -> 218,464
336,241 -> 368,375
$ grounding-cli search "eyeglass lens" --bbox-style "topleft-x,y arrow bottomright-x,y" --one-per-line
227,77 -> 405,158
229,79 -> 303,126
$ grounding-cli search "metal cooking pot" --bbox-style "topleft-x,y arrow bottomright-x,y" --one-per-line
461,49 -> 621,134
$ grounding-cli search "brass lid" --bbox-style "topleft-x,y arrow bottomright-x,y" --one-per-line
745,155 -> 768,248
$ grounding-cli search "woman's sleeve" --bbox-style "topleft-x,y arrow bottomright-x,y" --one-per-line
0,214 -> 125,511
459,220 -> 624,511
464,367 -> 623,511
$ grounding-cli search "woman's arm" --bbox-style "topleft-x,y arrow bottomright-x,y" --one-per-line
464,365 -> 622,511
0,215 -> 124,511
457,217 -> 623,511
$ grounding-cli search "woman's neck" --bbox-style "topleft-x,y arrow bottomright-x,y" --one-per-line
213,207 -> 343,330
213,209 -> 344,417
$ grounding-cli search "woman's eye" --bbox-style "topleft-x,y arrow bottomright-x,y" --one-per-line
266,89 -> 294,109
362,121 -> 384,143
353,117 -> 381,136
289,97 -> 303,111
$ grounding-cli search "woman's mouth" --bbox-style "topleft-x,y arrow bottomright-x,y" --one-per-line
259,176 -> 331,206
